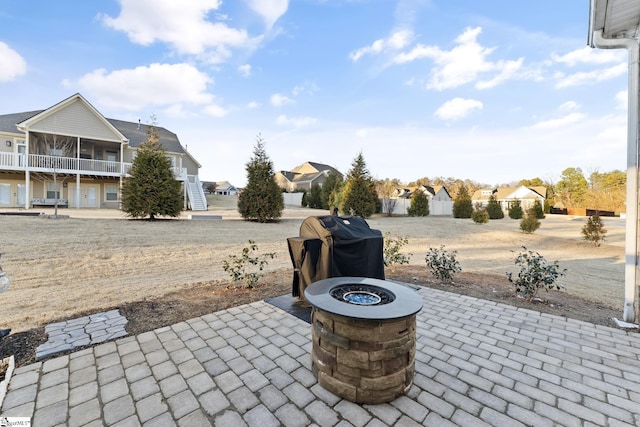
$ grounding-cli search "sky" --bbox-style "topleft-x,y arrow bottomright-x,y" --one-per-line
0,0 -> 630,187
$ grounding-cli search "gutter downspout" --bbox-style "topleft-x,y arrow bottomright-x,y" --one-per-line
591,30 -> 639,323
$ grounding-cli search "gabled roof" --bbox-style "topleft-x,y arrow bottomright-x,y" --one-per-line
291,161 -> 341,176
0,93 -> 197,164
472,186 -> 546,201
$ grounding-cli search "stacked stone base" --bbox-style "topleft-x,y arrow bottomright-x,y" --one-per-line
311,307 -> 416,404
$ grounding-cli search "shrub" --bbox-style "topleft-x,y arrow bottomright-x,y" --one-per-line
582,214 -> 607,246
471,203 -> 489,224
383,232 -> 412,268
407,190 -> 429,216
486,195 -> 504,219
425,245 -> 461,283
506,247 -> 566,301
532,199 -> 545,219
520,209 -> 540,233
222,240 -> 276,288
508,199 -> 523,219
453,185 -> 473,218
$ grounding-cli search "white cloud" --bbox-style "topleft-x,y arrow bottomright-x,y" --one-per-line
203,104 -> 228,117
270,93 -> 294,106
555,63 -> 627,88
276,114 -> 317,127
558,101 -> 580,112
434,98 -> 483,122
246,0 -> 289,30
77,63 -> 213,110
247,101 -> 260,109
292,81 -> 318,96
101,0 -> 260,63
349,29 -> 413,61
0,42 -> 27,82
552,46 -> 625,66
530,112 -> 585,130
393,27 -> 524,91
238,64 -> 251,77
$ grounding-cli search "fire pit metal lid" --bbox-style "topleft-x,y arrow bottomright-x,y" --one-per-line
305,277 -> 422,320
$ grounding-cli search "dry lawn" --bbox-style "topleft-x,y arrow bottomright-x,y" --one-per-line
0,195 -> 627,334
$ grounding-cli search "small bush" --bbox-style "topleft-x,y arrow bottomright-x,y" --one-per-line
506,246 -> 566,301
222,240 -> 276,288
425,245 -> 462,283
407,191 -> 429,217
383,232 -> 413,268
532,199 -> 545,219
520,209 -> 540,233
582,214 -> 607,246
486,195 -> 504,219
508,200 -> 523,219
471,203 -> 489,224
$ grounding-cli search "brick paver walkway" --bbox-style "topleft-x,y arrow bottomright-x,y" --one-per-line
2,287 -> 640,426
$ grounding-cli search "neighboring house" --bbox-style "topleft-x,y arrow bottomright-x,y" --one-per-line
471,186 -> 546,213
382,185 -> 453,216
212,181 -> 238,196
0,93 -> 207,210
275,161 -> 342,192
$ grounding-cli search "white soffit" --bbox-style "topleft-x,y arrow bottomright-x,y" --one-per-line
589,0 -> 640,44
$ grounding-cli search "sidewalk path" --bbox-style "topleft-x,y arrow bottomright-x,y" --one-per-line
2,287 -> 640,426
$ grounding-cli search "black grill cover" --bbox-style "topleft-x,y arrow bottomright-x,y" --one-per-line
287,215 -> 385,299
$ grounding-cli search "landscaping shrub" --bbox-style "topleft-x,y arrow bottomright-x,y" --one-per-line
508,199 -> 523,219
471,203 -> 489,224
506,246 -> 566,301
407,190 -> 429,216
581,214 -> 607,246
520,209 -> 540,233
383,232 -> 412,268
425,245 -> 461,283
453,184 -> 473,218
222,240 -> 276,288
486,195 -> 504,219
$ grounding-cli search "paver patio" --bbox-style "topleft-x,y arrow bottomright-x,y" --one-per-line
1,286 -> 640,426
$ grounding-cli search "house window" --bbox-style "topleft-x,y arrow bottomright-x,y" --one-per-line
105,184 -> 118,201
46,182 -> 60,199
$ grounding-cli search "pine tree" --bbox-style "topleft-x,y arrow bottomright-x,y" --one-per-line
532,199 -> 545,219
121,119 -> 183,220
340,152 -> 378,218
237,135 -> 284,222
486,194 -> 504,219
306,183 -> 323,209
453,184 -> 473,218
508,199 -> 523,219
407,190 -> 429,216
321,171 -> 343,210
520,208 -> 541,233
581,214 -> 607,246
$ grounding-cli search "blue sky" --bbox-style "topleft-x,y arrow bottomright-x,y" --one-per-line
0,0 -> 629,187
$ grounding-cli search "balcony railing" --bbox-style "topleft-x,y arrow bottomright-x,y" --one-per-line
0,152 -> 186,179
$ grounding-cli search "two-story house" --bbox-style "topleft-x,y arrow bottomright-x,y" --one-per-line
275,161 -> 342,192
0,93 -> 207,210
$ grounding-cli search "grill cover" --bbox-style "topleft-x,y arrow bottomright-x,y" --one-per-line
287,215 -> 384,299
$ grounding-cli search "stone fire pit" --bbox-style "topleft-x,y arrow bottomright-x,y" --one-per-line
305,277 -> 423,404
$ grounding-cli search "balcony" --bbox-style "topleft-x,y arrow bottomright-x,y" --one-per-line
0,152 -> 186,180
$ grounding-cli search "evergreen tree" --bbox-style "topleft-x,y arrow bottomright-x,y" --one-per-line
340,152 -> 378,218
121,119 -> 182,220
452,184 -> 473,218
321,171 -> 344,210
532,199 -> 545,219
520,208 -> 541,233
306,183 -> 323,209
471,203 -> 489,224
508,199 -> 523,219
486,194 -> 504,219
581,214 -> 607,246
407,190 -> 430,216
237,135 -> 284,222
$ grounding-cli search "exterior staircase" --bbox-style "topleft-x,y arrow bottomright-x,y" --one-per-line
186,175 -> 208,211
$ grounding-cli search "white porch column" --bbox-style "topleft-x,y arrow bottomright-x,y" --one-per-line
76,136 -> 81,209
24,131 -> 30,210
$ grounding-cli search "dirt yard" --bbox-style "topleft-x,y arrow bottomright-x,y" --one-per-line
0,196 -> 632,366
